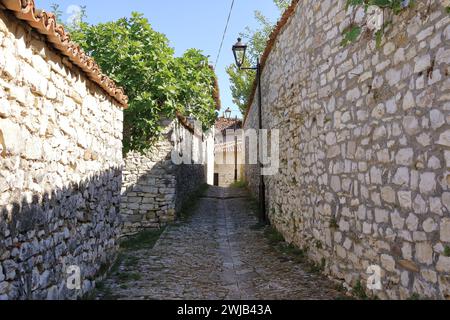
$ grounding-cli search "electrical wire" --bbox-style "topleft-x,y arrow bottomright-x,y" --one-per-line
214,0 -> 236,69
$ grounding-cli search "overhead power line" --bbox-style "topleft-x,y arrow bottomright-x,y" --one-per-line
214,0 -> 236,69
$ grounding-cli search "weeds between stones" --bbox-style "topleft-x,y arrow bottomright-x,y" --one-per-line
89,227 -> 166,300
230,180 -> 248,189
178,183 -> 209,221
92,185 -> 211,299
260,225 -> 354,299
444,246 -> 450,257
352,280 -> 368,300
120,228 -> 166,251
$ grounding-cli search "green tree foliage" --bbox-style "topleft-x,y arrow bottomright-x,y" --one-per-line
52,6 -> 218,153
226,0 -> 290,114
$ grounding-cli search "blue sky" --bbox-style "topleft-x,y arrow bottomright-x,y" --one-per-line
36,0 -> 283,118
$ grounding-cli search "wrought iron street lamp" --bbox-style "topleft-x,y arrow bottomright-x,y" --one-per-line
232,38 -> 267,224
225,107 -> 232,119
232,38 -> 247,69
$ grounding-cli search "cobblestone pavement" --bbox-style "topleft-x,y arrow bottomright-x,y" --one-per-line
96,187 -> 343,300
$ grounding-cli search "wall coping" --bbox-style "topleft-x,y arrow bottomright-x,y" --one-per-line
0,0 -> 129,108
243,0 -> 300,126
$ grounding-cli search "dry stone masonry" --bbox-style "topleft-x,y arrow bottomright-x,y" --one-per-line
121,120 -> 210,235
0,9 -> 124,299
244,0 -> 450,299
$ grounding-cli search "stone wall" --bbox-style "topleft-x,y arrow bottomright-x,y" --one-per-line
244,0 -> 450,299
121,120 -> 210,235
214,164 -> 243,187
0,10 -> 123,299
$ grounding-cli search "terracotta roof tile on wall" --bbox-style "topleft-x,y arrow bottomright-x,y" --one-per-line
243,0 -> 300,124
0,0 -> 128,108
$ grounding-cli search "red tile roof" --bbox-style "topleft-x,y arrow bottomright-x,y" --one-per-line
0,0 -> 128,108
243,0 -> 300,124
215,117 -> 242,134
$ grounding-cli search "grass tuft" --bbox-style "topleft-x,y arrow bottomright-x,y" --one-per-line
230,180 -> 248,189
444,246 -> 450,257
264,226 -> 285,245
352,280 -> 368,300
178,183 -> 209,221
120,228 -> 166,251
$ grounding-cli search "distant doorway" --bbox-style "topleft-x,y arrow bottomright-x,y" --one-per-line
214,173 -> 219,186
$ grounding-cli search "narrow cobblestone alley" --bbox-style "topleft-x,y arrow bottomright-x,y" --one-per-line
95,187 -> 342,300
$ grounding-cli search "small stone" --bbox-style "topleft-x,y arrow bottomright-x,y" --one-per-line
402,91 -> 415,110
428,156 -> 441,170
416,26 -> 434,41
396,148 -> 414,166
363,222 -> 372,234
414,54 -> 431,73
444,193 -> 450,211
381,254 -> 396,272
394,48 -> 405,64
436,256 -> 450,273
386,68 -> 401,86
377,149 -> 390,163
31,55 -> 50,78
381,186 -> 396,204
325,132 -> 336,145
330,176 -> 341,192
391,211 -> 405,230
371,167 -> 383,185
423,218 -> 437,233
339,220 -> 350,232
375,209 -> 389,224
384,42 -> 396,55
403,116 -> 420,136
24,136 -> 43,160
421,269 -> 437,284
2,52 -> 17,79
398,191 -> 412,209
417,133 -> 431,147
441,219 -> 450,242
406,214 -> 419,231
84,150 -> 92,161
373,125 -> 387,140
438,130 -> 450,147
0,98 -> 10,118
327,145 -> 340,159
419,172 -> 436,194
0,265 -> 4,282
346,87 -> 361,101
393,167 -> 409,186
0,118 -> 23,155
413,195 -> 427,214
372,104 -> 385,119
445,151 -> 450,168
398,260 -> 419,273
415,242 -> 433,265
430,110 -> 445,129
430,197 -> 442,215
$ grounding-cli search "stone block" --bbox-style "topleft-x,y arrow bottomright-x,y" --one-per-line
438,130 -> 450,147
0,118 -> 23,155
441,219 -> 450,243
415,243 -> 433,265
381,186 -> 396,204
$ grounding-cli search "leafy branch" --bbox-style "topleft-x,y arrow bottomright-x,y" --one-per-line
50,6 -> 218,154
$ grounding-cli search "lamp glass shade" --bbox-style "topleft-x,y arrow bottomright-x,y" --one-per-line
232,38 -> 247,69
225,107 -> 232,119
